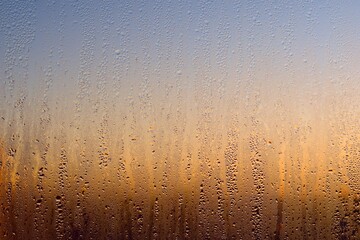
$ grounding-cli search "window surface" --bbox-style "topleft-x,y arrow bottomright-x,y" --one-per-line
0,1 -> 359,239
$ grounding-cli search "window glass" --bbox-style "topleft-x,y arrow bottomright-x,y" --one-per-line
0,1 -> 359,239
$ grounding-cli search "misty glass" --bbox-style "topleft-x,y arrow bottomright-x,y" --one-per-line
0,1 -> 359,239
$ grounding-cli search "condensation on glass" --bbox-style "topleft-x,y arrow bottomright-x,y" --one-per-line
0,1 -> 359,239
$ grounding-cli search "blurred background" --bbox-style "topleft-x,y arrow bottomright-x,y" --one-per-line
0,1 -> 359,239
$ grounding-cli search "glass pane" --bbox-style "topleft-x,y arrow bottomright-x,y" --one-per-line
0,1 -> 359,239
